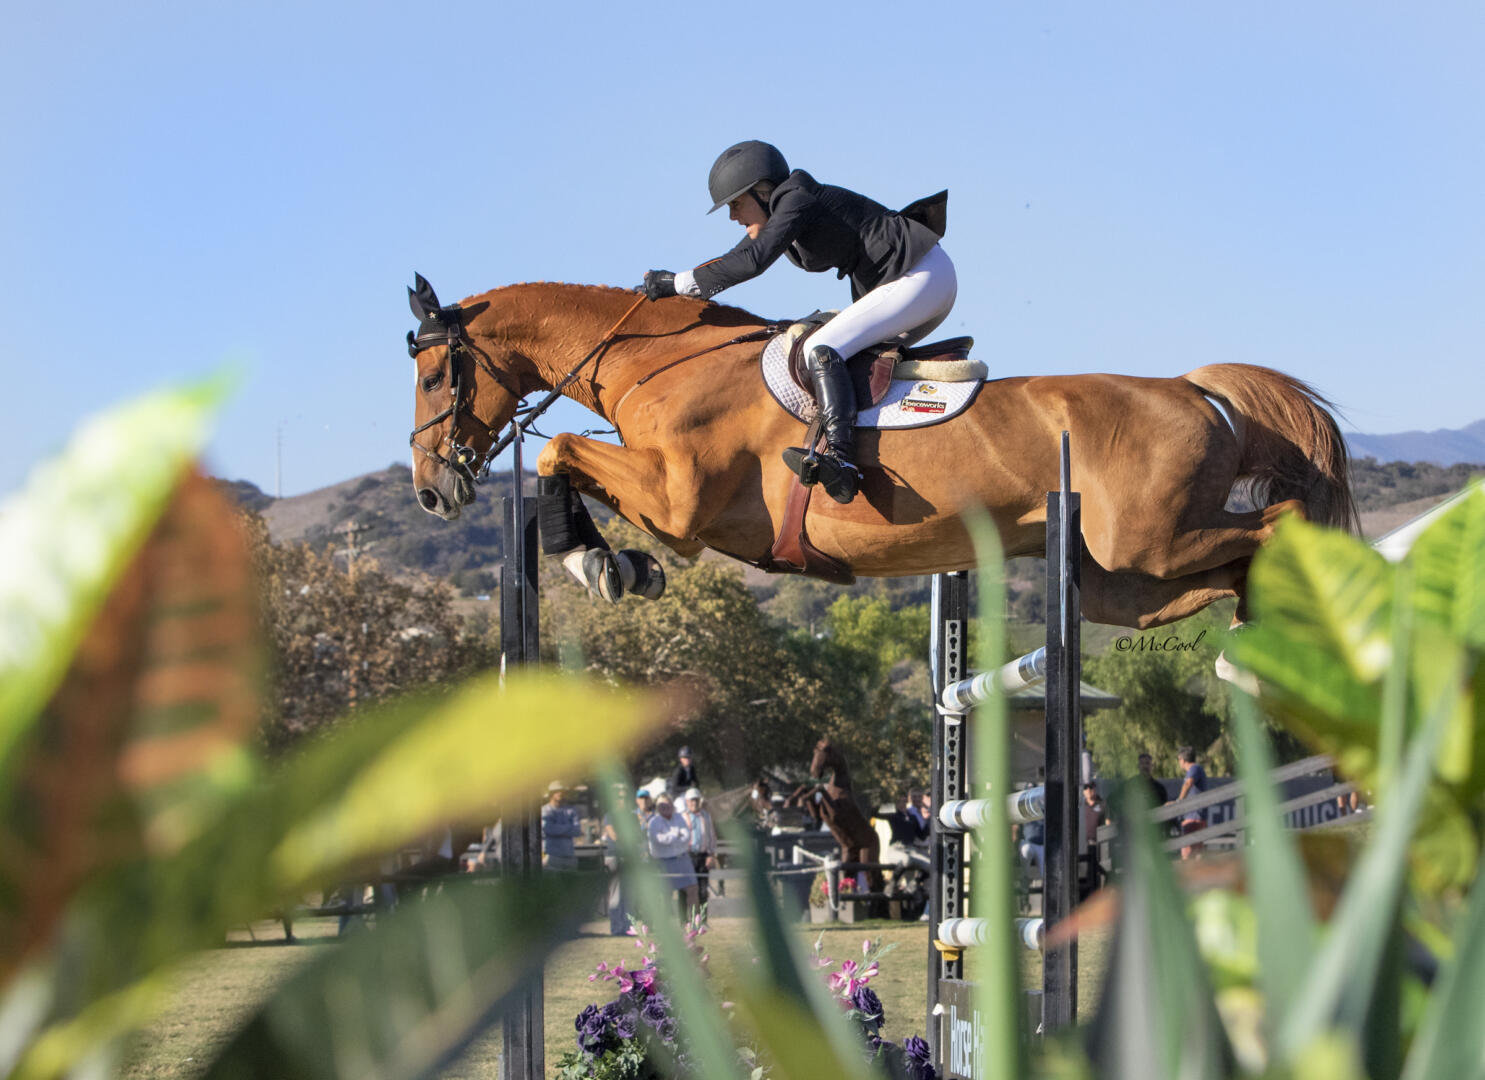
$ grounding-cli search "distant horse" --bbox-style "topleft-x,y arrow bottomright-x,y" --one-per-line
786,739 -> 883,893
406,279 -> 1356,630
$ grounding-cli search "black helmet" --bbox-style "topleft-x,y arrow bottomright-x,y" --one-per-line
707,140 -> 789,214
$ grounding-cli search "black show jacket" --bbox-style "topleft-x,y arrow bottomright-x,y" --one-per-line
690,170 -> 946,302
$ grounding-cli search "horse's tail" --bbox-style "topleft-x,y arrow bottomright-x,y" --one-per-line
1182,363 -> 1358,534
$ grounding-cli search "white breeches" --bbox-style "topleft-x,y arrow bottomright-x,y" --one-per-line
806,244 -> 958,360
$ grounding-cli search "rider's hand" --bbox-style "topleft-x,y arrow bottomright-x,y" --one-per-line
643,270 -> 677,301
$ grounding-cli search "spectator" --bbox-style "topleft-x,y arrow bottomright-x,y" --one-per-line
634,788 -> 655,829
881,791 -> 931,880
1134,753 -> 1168,809
541,781 -> 583,871
905,788 -> 929,834
601,784 -> 629,935
1171,746 -> 1209,860
1016,818 -> 1045,880
671,747 -> 700,795
647,794 -> 699,916
1081,782 -> 1106,840
682,788 -> 718,912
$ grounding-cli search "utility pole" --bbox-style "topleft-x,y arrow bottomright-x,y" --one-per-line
275,423 -> 283,499
336,519 -> 373,583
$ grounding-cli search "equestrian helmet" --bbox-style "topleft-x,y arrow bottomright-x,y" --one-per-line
707,140 -> 789,213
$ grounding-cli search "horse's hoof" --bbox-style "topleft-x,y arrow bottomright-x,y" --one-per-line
1214,649 -> 1259,695
616,549 -> 666,600
582,548 -> 624,602
782,447 -> 819,486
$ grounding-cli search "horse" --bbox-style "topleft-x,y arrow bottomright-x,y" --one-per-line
406,278 -> 1356,630
785,739 -> 883,894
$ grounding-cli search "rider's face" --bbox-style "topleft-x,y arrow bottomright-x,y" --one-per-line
729,191 -> 768,239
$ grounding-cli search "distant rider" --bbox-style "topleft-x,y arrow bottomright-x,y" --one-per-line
642,141 -> 956,504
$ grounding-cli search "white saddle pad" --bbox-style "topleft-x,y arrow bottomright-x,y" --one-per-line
760,335 -> 984,429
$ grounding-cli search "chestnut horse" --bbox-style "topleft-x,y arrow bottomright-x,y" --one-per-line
786,739 -> 883,893
407,280 -> 1355,629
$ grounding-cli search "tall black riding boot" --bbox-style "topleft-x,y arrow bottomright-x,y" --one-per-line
782,344 -> 860,504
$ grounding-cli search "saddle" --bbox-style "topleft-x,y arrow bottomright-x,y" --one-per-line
785,314 -> 976,410
764,317 -> 979,588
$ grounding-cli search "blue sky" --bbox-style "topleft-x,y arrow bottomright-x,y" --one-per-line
4,2 -> 1482,497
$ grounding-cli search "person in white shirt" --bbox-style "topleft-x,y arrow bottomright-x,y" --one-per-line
682,788 -> 718,911
646,794 -> 698,915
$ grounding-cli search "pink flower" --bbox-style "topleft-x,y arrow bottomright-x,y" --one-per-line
862,939 -> 872,957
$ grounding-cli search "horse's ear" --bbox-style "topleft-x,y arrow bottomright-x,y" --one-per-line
409,273 -> 442,322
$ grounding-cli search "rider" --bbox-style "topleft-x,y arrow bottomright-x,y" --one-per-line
643,141 -> 957,504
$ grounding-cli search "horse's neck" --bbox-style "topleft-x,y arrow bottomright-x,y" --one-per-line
471,284 -> 762,419
827,762 -> 852,794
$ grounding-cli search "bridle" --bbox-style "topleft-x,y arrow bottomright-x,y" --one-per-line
406,302 -> 517,487
406,273 -> 650,488
406,273 -> 782,487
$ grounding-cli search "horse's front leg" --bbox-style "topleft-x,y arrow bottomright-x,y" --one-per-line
536,434 -> 703,602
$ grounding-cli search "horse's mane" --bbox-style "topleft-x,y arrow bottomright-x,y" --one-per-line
456,280 -> 771,328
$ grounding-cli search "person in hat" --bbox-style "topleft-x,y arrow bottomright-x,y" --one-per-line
671,747 -> 700,795
634,787 -> 655,830
647,793 -> 699,916
601,782 -> 631,935
541,780 -> 582,871
681,787 -> 718,912
642,140 -> 956,505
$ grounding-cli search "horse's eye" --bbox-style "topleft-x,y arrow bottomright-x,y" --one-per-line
422,372 -> 443,393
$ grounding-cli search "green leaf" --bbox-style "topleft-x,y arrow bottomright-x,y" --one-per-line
1231,692 -> 1316,1028
1234,517 -> 1393,738
1400,839 -> 1485,1080
1408,482 -> 1485,651
1276,654 -> 1461,1062
0,378 -> 227,777
199,875 -> 601,1080
963,505 -> 1025,1080
14,672 -> 655,1076
1084,795 -> 1234,1079
595,760 -> 741,1080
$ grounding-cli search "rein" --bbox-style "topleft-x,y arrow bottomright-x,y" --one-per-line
409,281 -> 786,488
608,324 -> 784,423
485,294 -> 648,464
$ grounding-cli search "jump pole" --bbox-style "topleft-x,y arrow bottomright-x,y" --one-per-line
928,432 -> 1083,1069
499,427 -> 544,1080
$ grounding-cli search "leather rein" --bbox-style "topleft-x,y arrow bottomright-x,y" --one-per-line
409,294 -> 783,485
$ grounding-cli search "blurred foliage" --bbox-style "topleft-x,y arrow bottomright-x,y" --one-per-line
1234,484 -> 1485,889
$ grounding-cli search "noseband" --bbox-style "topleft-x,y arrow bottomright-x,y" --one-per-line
406,297 -> 515,486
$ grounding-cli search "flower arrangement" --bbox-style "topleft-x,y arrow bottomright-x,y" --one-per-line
811,935 -> 936,1080
808,871 -> 857,908
560,921 -> 935,1080
556,913 -> 708,1079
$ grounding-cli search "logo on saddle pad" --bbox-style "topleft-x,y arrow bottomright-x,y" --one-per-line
902,382 -> 947,415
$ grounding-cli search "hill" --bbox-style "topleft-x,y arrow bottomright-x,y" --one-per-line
1344,418 -> 1485,467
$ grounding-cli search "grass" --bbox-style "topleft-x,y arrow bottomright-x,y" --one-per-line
121,914 -> 1110,1079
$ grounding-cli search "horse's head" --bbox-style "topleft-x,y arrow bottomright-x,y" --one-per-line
808,738 -> 837,780
406,274 -> 520,519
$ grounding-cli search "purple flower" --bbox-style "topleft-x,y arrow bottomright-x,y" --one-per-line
612,1009 -> 637,1040
851,986 -> 885,1030
641,996 -> 670,1028
903,1035 -> 936,1080
657,1016 -> 679,1044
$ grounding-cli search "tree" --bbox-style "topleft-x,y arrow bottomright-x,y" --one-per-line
241,512 -> 493,752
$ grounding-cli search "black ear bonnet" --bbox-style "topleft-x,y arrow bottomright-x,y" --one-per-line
407,273 -> 463,356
